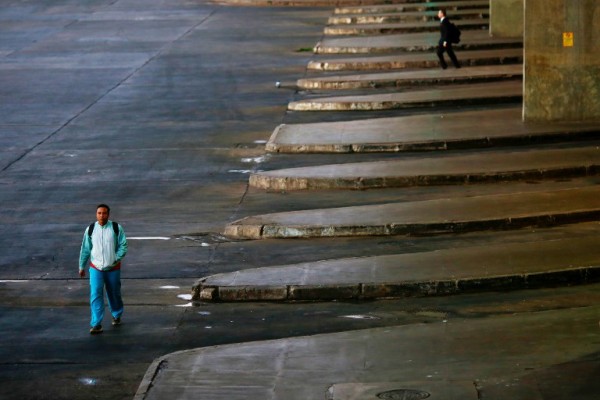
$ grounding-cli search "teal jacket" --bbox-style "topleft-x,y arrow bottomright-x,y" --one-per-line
79,221 -> 128,271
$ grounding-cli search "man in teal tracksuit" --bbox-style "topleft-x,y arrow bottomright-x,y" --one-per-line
79,204 -> 128,334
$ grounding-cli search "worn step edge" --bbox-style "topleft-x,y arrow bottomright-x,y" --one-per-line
296,71 -> 521,90
224,209 -> 600,239
249,165 -> 600,190
313,41 -> 522,54
193,266 -> 600,302
307,53 -> 522,71
334,1 -> 490,15
328,11 -> 489,25
288,94 -> 522,111
265,122 -> 599,154
323,21 -> 489,35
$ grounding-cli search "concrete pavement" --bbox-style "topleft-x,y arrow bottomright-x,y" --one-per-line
333,1 -> 491,15
324,18 -> 489,35
193,233 -> 600,301
327,8 -> 489,25
266,106 -> 600,153
249,146 -> 599,190
288,80 -> 522,111
134,0 -> 600,399
314,30 -> 522,53
224,186 -> 600,239
307,48 -> 523,71
297,64 -> 522,89
136,304 -> 600,399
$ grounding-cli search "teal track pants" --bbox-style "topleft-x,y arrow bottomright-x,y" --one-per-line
89,267 -> 123,328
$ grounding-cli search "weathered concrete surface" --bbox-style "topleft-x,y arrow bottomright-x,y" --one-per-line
334,0 -> 490,15
307,48 -> 523,71
324,18 -> 489,35
250,146 -> 600,190
288,80 -> 522,111
136,305 -> 600,400
224,186 -> 600,239
193,234 -> 600,301
314,30 -> 522,53
267,106 -> 600,153
523,0 -> 600,121
297,64 -> 522,89
211,0 -> 449,6
328,8 -> 489,25
490,0 -> 523,38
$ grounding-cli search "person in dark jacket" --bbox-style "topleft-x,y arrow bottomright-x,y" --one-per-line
436,8 -> 461,69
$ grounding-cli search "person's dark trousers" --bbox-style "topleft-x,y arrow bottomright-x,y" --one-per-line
437,44 -> 460,69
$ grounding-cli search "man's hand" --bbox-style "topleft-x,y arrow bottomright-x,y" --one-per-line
79,269 -> 86,278
443,41 -> 447,47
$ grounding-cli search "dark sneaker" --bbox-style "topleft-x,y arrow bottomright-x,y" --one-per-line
112,317 -> 121,326
90,325 -> 103,335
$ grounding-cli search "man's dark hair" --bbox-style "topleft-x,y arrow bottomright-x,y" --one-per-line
439,8 -> 447,16
97,204 -> 110,213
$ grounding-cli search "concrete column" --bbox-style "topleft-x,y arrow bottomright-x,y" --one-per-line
490,0 -> 523,38
523,0 -> 600,121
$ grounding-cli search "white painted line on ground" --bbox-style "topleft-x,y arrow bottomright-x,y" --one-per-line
341,314 -> 380,320
128,237 -> 170,240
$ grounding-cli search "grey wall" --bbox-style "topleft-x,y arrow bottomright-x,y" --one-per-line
523,0 -> 600,121
490,0 -> 523,38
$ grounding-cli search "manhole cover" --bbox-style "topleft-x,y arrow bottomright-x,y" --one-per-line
376,389 -> 430,400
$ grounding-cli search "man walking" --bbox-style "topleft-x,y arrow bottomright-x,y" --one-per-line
436,8 -> 461,69
79,204 -> 128,334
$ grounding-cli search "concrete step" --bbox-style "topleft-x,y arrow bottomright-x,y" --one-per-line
314,30 -> 522,54
250,146 -> 600,191
324,19 -> 489,35
194,234 -> 600,301
335,0 -> 490,14
224,186 -> 600,239
267,107 -> 600,153
328,9 -> 489,24
298,64 -> 521,89
307,48 -> 523,71
212,0 -> 460,6
139,305 -> 600,400
288,80 -> 522,111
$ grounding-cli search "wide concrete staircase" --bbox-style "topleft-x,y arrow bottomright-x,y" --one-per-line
194,0 -> 600,302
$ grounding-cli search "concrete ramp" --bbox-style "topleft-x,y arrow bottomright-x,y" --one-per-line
324,19 -> 489,35
266,106 -> 600,153
307,48 -> 523,71
334,1 -> 490,15
288,81 -> 522,111
297,64 -> 522,89
314,30 -> 522,54
224,186 -> 600,239
250,146 -> 600,190
267,107 -> 599,153
194,235 -> 600,301
328,9 -> 489,25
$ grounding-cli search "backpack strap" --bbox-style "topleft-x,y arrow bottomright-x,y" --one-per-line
88,221 -> 119,241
